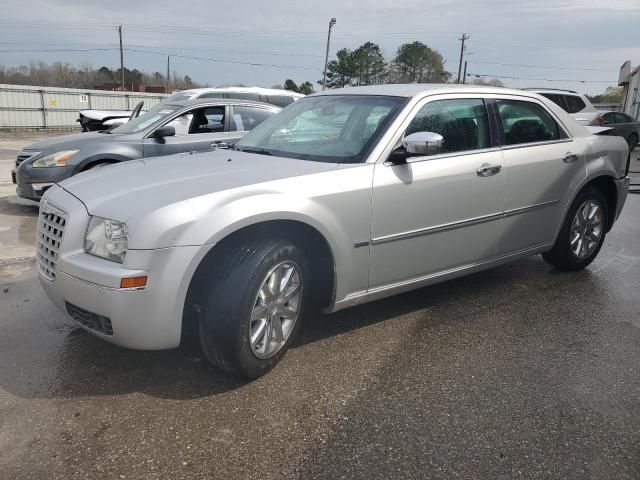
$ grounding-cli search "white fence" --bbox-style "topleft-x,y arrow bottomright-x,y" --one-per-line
0,83 -> 169,129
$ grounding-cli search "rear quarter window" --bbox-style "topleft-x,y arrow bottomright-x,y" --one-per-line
540,93 -> 568,111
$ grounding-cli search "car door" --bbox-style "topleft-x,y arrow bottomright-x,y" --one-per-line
494,96 -> 586,255
143,105 -> 231,157
369,96 -> 506,289
229,105 -> 278,143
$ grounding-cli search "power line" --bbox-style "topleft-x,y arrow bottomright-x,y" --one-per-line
472,60 -> 615,72
0,41 -> 324,58
0,47 -> 118,53
0,47 -> 319,70
467,72 -> 616,83
125,48 -> 317,70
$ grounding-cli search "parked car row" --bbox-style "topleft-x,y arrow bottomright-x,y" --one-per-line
527,88 -> 639,149
78,87 -> 304,131
29,84 -> 630,378
13,99 -> 280,200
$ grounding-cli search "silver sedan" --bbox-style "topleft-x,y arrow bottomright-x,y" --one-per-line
37,84 -> 630,378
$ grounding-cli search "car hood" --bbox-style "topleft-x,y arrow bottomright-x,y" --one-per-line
59,149 -> 340,221
25,131 -> 133,152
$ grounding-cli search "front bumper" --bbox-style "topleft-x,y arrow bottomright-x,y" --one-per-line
15,164 -> 74,201
40,246 -> 208,349
38,186 -> 212,350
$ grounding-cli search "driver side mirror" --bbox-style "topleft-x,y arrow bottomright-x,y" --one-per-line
153,125 -> 175,138
403,131 -> 444,155
388,131 -> 444,164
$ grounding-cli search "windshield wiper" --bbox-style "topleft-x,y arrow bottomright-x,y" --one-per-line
239,147 -> 272,156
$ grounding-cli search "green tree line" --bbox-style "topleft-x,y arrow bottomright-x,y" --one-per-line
320,40 -> 451,89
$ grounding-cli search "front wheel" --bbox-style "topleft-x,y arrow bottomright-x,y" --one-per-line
542,188 -> 608,271
628,133 -> 638,151
198,238 -> 310,378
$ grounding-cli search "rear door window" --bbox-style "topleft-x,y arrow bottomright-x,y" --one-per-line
231,106 -> 275,131
226,92 -> 261,102
266,95 -> 295,107
564,95 -> 586,113
199,92 -> 226,99
615,112 -> 631,124
496,99 -> 566,145
603,112 -> 617,124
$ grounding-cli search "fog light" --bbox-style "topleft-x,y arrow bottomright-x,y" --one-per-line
120,276 -> 147,289
32,182 -> 54,192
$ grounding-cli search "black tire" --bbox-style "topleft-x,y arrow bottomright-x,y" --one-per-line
198,238 -> 311,378
542,187 -> 608,271
84,161 -> 115,171
628,133 -> 638,152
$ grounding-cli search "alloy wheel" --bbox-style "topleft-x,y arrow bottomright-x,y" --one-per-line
570,200 -> 604,259
249,261 -> 303,359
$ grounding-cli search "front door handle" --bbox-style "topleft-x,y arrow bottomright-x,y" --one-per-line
563,152 -> 579,163
476,164 -> 502,177
211,141 -> 229,149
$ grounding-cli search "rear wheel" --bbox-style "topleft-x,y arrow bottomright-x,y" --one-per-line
198,238 -> 310,378
542,187 -> 608,271
628,133 -> 638,151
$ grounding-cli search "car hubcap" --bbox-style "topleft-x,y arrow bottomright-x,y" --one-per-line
570,200 -> 604,259
249,261 -> 302,359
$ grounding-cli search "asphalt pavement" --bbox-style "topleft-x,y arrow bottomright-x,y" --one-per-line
1,134 -> 639,479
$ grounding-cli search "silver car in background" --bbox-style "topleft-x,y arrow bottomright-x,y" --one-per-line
37,84 -> 630,378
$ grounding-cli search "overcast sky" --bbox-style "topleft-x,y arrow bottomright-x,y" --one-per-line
0,0 -> 639,95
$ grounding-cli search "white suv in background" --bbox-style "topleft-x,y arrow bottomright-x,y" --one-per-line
526,89 -> 604,126
163,87 -> 305,108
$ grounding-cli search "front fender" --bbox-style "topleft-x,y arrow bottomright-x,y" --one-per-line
72,150 -> 141,173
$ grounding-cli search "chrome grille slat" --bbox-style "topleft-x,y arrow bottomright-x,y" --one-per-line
36,205 -> 66,281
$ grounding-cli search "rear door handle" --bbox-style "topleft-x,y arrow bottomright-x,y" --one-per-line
563,152 -> 579,163
476,164 -> 502,177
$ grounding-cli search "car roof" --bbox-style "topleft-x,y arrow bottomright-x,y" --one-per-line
163,98 -> 281,109
171,87 -> 305,99
310,83 -> 542,99
523,88 -> 581,95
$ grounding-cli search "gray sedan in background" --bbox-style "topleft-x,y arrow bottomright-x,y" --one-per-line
601,111 -> 640,150
13,98 -> 280,201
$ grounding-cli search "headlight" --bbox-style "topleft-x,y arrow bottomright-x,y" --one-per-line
32,150 -> 79,168
84,216 -> 128,263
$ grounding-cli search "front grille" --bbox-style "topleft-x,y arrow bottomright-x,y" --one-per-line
65,302 -> 114,335
36,206 -> 66,281
16,151 -> 39,168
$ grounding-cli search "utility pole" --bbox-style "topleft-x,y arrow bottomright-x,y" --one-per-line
322,18 -> 337,91
462,60 -> 467,84
456,33 -> 470,84
118,25 -> 125,91
166,56 -> 170,92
